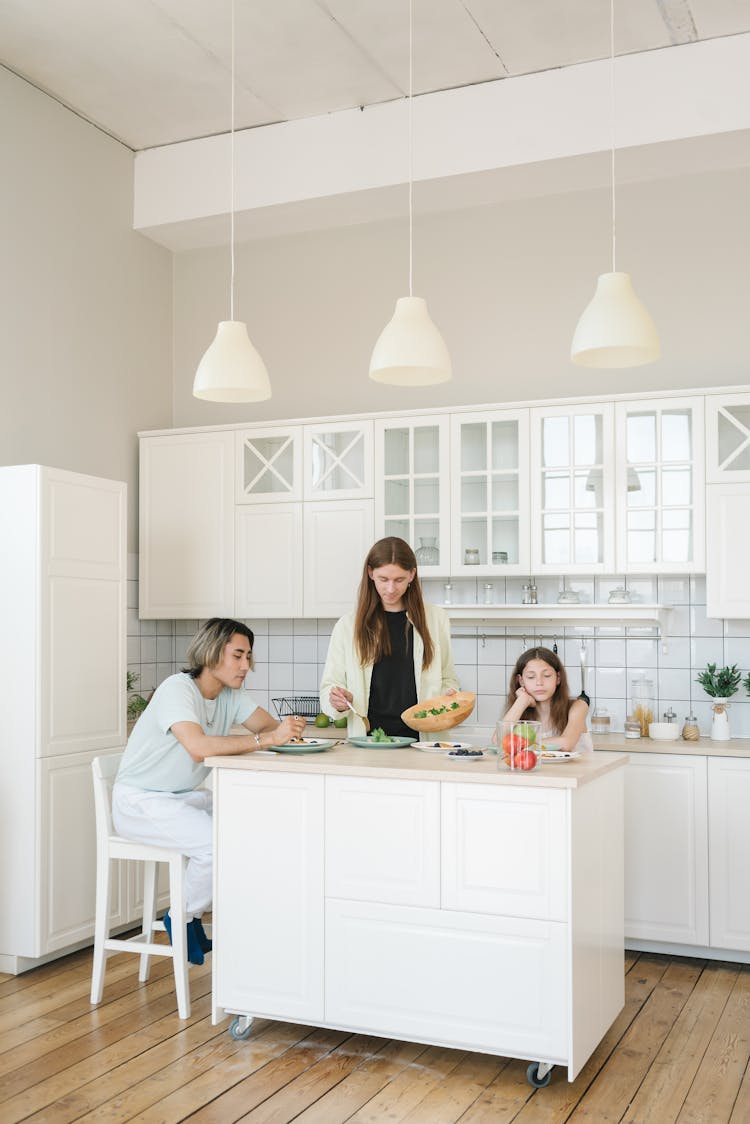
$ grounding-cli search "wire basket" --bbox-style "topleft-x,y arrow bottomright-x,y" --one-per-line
272,696 -> 321,720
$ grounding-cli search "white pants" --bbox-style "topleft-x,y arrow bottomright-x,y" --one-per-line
112,783 -> 213,919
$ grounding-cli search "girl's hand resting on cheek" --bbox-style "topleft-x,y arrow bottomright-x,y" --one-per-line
515,685 -> 535,709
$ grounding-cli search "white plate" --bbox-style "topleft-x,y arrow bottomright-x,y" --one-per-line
414,740 -> 473,753
539,749 -> 581,762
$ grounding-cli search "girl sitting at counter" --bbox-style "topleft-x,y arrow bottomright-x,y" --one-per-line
502,646 -> 593,753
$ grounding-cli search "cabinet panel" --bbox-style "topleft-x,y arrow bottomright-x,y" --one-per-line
325,899 -> 567,1058
303,500 -> 374,618
326,776 -> 440,907
621,753 -> 708,946
708,758 -> 750,952
304,421 -> 373,500
442,783 -> 568,921
139,432 -> 234,618
214,770 -> 324,1020
235,503 -> 303,618
705,393 -> 750,483
236,426 -> 303,503
706,484 -> 750,618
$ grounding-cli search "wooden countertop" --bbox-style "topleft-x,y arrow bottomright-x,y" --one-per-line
208,742 -> 627,788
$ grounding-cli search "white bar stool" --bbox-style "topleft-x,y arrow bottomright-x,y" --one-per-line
90,753 -> 191,1019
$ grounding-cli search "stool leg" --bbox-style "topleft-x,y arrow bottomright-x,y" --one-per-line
169,854 -> 191,1019
139,860 -> 158,982
90,850 -> 112,1004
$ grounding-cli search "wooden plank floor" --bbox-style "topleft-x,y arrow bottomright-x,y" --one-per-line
1,942 -> 749,1122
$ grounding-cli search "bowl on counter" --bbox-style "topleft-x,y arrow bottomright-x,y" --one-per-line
648,722 -> 680,741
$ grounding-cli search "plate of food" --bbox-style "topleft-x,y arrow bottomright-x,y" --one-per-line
414,740 -> 473,753
348,731 -> 415,749
446,748 -> 485,760
539,747 -> 581,762
270,738 -> 331,754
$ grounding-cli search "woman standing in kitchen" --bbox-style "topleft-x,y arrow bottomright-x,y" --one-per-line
320,536 -> 459,738
502,646 -> 592,753
113,618 -> 305,965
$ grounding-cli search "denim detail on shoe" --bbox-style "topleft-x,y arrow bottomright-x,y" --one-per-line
162,908 -> 204,965
192,916 -> 212,954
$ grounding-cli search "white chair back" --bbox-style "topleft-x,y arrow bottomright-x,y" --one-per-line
92,752 -> 122,841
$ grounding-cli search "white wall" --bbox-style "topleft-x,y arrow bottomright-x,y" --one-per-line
172,164 -> 750,428
0,67 -> 173,544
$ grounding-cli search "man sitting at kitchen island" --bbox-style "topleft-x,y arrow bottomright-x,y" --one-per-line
112,617 -> 305,965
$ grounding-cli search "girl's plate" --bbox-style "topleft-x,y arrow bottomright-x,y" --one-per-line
539,748 -> 581,762
447,749 -> 485,760
348,735 -> 415,749
414,740 -> 473,753
271,738 -> 330,754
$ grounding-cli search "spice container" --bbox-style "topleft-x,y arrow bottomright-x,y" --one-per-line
464,548 -> 480,565
682,713 -> 700,741
590,708 -> 611,736
624,716 -> 641,739
630,677 -> 655,737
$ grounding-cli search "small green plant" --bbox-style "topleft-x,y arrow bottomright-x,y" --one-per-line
696,663 -> 741,699
126,671 -> 149,722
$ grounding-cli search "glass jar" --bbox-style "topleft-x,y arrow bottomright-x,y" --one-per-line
590,708 -> 611,736
682,713 -> 700,741
415,536 -> 439,566
492,551 -> 508,564
483,583 -> 494,605
630,678 -> 655,737
497,720 -> 541,772
464,548 -> 480,566
443,582 -> 452,605
624,716 -> 641,739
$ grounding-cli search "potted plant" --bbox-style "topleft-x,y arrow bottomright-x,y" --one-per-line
126,670 -> 149,733
696,663 -> 741,740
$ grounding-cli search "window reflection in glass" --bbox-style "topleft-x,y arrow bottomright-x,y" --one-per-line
662,412 -> 691,462
627,414 -> 656,463
542,416 -> 569,466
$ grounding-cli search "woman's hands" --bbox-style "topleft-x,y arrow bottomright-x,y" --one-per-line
329,686 -> 353,713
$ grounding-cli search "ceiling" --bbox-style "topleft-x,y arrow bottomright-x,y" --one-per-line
2,0 -> 750,152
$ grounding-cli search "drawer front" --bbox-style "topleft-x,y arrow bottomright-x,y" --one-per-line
442,783 -> 568,921
325,776 -> 440,907
325,899 -> 568,1059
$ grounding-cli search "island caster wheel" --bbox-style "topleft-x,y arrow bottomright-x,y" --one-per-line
527,1061 -> 552,1088
228,1016 -> 253,1041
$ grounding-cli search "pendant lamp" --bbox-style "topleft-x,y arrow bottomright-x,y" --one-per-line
369,0 -> 451,386
193,0 -> 271,403
571,0 -> 659,369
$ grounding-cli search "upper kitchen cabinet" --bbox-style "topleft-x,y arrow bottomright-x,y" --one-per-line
450,410 -> 530,576
374,416 -> 450,575
615,398 -> 704,574
236,425 -> 303,504
705,392 -> 750,483
303,420 -> 372,501
531,404 -> 614,574
140,431 -> 235,619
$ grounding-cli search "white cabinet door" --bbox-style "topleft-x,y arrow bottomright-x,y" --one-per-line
235,503 -> 303,618
708,757 -> 750,952
706,484 -> 750,618
303,499 -> 374,618
450,410 -> 531,575
531,403 -> 615,574
441,782 -> 568,922
139,432 -> 234,618
304,420 -> 373,500
214,770 -> 324,1021
374,416 -> 451,576
705,392 -> 750,483
615,397 -> 705,573
325,776 -> 440,908
236,426 -> 303,503
325,900 -> 567,1059
620,753 -> 709,946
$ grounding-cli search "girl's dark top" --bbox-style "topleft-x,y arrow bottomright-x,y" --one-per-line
368,610 -> 417,736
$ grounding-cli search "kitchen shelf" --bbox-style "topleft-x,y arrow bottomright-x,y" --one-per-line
442,603 -> 674,646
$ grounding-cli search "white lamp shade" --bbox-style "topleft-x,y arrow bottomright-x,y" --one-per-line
571,272 -> 660,369
193,320 -> 271,403
369,296 -> 452,386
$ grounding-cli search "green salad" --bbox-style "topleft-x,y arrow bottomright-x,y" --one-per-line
411,701 -> 461,719
370,727 -> 394,743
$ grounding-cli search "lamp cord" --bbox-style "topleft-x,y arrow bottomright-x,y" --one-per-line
610,0 -> 616,274
408,0 -> 413,297
230,0 -> 236,321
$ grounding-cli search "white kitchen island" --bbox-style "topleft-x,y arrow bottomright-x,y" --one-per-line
208,746 -> 627,1087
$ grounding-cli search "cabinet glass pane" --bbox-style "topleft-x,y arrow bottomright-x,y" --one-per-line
573,512 -> 601,564
662,509 -> 691,564
662,467 -> 691,506
543,513 -> 570,564
491,477 -> 518,512
461,478 -> 487,512
384,479 -> 409,517
661,411 -> 691,462
414,478 -> 439,514
573,415 -> 600,465
461,424 -> 487,471
384,428 -> 409,476
542,417 -> 569,466
627,468 -> 656,507
543,471 -> 568,509
243,437 -> 295,494
414,519 -> 440,546
574,470 -> 598,508
717,406 -> 750,471
492,518 -> 519,565
627,510 -> 657,564
414,427 -> 439,474
491,421 -> 519,470
626,414 -> 656,463
385,518 -> 409,541
311,432 -> 364,492
461,518 -> 487,563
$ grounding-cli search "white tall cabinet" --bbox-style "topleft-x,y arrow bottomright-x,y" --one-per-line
0,465 -> 126,972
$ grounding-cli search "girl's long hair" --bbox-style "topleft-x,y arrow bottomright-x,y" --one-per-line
353,537 -> 434,669
506,647 -> 571,734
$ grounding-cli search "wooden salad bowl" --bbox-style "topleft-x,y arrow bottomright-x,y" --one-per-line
401,691 -> 476,733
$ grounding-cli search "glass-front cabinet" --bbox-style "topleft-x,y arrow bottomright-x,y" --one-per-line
374,416 -> 450,575
303,420 -> 373,500
705,392 -> 750,483
531,404 -> 614,574
450,410 -> 530,575
236,426 -> 303,504
615,397 -> 704,573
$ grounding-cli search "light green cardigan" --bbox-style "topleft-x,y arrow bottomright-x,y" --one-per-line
319,602 -> 460,737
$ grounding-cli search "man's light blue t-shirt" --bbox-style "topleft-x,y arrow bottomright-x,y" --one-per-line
116,672 -> 257,792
